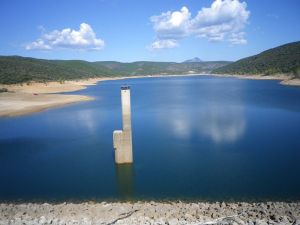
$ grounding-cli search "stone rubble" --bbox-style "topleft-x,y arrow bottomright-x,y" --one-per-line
0,201 -> 299,225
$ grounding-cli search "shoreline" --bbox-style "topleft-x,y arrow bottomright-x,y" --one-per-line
1,73 -> 299,118
208,73 -> 300,86
0,75 -> 198,117
1,201 -> 299,224
0,78 -> 104,117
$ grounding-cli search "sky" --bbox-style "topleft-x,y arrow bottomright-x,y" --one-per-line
0,0 -> 299,62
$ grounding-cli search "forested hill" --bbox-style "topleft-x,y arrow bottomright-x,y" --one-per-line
213,41 -> 300,77
1,41 -> 299,84
0,56 -> 115,84
0,56 -> 230,84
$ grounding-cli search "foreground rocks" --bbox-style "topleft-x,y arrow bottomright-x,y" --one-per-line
0,201 -> 299,225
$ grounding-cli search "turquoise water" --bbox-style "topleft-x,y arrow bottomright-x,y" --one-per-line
1,75 -> 300,202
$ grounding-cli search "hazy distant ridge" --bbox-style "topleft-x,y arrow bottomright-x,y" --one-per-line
0,56 -> 230,84
183,57 -> 202,63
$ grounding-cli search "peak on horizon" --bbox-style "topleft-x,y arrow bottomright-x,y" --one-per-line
183,57 -> 202,63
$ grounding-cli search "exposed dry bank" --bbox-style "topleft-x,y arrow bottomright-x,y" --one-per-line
0,201 -> 299,225
0,78 -> 106,117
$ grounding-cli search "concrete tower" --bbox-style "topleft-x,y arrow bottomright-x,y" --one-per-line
113,86 -> 133,164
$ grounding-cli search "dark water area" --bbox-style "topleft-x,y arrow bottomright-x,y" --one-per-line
1,75 -> 300,202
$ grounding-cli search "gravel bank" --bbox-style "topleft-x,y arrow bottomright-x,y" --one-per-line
1,202 -> 299,225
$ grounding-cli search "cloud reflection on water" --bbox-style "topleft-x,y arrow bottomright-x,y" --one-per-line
76,109 -> 98,133
173,117 -> 191,139
197,105 -> 246,143
44,108 -> 103,136
155,77 -> 248,143
161,104 -> 246,143
159,101 -> 247,143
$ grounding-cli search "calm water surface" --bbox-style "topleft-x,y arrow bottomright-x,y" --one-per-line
1,75 -> 300,202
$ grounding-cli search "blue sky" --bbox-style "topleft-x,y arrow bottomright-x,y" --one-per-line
0,0 -> 299,62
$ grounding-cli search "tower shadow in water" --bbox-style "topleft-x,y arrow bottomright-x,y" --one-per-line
115,164 -> 134,200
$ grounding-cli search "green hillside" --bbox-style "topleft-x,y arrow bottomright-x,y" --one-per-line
213,41 -> 300,77
1,41 -> 299,84
0,56 -> 230,84
96,61 -> 230,76
0,56 -> 115,84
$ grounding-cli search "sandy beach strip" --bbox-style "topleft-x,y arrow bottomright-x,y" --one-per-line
0,92 -> 93,117
0,78 -> 106,117
0,201 -> 299,225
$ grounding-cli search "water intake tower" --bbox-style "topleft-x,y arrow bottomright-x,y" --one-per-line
113,86 -> 133,164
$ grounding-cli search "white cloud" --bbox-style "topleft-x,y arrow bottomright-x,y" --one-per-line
25,23 -> 105,51
26,39 -> 52,50
149,0 -> 250,49
150,6 -> 191,40
191,0 -> 250,42
150,39 -> 178,49
229,32 -> 247,44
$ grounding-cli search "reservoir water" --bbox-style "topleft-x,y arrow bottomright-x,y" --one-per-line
1,75 -> 300,202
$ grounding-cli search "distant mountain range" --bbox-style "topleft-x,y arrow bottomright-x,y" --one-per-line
1,41 -> 299,84
183,57 -> 202,63
213,41 -> 300,78
0,56 -> 230,84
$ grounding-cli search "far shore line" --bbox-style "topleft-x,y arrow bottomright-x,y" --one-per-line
0,73 -> 299,117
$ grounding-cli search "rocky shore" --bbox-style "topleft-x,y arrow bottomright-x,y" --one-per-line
0,201 -> 299,225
